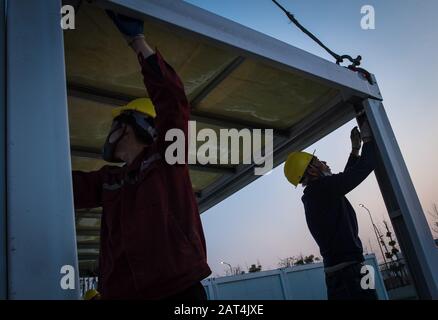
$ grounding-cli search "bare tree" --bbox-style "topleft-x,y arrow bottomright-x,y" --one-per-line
248,263 -> 262,273
304,254 -> 315,264
295,254 -> 305,265
233,265 -> 245,275
383,220 -> 400,260
224,265 -> 245,276
278,254 -> 320,268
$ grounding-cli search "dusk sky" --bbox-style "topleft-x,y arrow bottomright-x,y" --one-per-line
183,0 -> 438,277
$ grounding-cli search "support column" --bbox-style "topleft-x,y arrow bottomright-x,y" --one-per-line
363,99 -> 438,299
6,0 -> 79,299
0,0 -> 7,301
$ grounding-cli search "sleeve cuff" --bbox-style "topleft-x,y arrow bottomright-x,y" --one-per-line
138,48 -> 178,81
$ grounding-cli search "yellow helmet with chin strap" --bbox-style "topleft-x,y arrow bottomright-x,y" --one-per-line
112,98 -> 156,119
284,151 -> 314,187
103,98 -> 157,163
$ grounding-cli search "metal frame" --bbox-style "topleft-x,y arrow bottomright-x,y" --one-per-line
0,0 -> 6,301
93,0 -> 436,299
67,83 -> 291,137
197,96 -> 355,210
99,0 -> 382,101
70,145 -> 236,175
6,0 -> 79,299
363,99 -> 438,299
4,0 -> 435,299
68,0 -> 378,212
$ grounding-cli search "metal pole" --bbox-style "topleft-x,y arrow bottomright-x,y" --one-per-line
375,222 -> 392,261
359,204 -> 388,266
7,0 -> 79,299
0,0 -> 7,301
362,98 -> 438,299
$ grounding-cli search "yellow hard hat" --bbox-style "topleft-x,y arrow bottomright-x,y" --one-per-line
284,151 -> 314,186
112,98 -> 156,119
83,289 -> 100,300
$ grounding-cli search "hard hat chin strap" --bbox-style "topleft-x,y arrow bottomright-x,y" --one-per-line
307,162 -> 332,180
321,171 -> 333,177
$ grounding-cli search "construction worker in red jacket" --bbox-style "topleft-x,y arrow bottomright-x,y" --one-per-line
72,11 -> 211,300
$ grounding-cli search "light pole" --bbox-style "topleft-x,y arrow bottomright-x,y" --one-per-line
220,261 -> 233,275
359,204 -> 389,267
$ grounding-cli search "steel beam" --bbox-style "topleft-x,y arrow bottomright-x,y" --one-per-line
0,0 -> 7,301
7,0 -> 79,299
76,227 -> 100,236
198,100 -> 355,212
77,242 -> 100,250
100,0 -> 382,100
67,83 -> 290,137
78,253 -> 100,260
363,99 -> 438,299
75,210 -> 102,219
70,145 -> 104,160
189,56 -> 245,107
70,145 -> 237,175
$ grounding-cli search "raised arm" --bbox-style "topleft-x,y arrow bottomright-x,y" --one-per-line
106,10 -> 155,59
135,44 -> 190,140
107,11 -> 190,155
322,121 -> 375,197
325,142 -> 376,196
344,126 -> 362,171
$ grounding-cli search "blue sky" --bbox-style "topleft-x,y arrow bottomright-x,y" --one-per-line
183,0 -> 438,277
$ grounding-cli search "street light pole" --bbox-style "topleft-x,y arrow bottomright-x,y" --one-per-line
359,204 -> 389,267
220,261 -> 233,275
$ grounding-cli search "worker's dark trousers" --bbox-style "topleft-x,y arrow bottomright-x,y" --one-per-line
164,282 -> 207,301
325,262 -> 378,300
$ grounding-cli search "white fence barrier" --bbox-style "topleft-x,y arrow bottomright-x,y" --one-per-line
202,255 -> 388,300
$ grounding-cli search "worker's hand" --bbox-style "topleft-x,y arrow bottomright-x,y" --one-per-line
359,119 -> 373,143
106,10 -> 144,45
350,126 -> 361,156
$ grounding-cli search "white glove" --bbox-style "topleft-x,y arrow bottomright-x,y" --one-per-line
359,119 -> 373,142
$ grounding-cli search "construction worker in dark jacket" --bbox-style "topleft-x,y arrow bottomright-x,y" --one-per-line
72,12 -> 211,299
284,120 -> 377,300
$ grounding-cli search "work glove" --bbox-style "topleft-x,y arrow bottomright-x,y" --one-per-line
359,119 -> 373,142
356,110 -> 373,142
106,10 -> 144,45
350,126 -> 362,151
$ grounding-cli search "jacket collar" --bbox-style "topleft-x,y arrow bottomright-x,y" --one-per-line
123,144 -> 156,174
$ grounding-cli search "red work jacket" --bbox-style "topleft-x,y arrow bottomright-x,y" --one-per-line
72,51 -> 211,299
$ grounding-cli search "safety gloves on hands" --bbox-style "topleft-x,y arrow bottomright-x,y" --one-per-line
106,10 -> 144,45
356,110 -> 373,143
359,120 -> 373,142
350,126 -> 362,154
